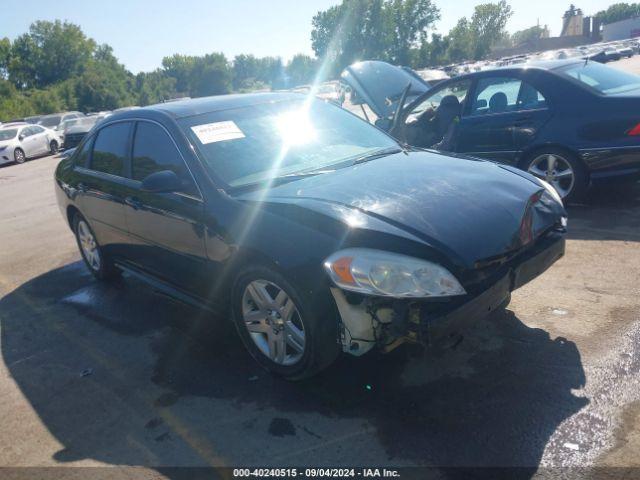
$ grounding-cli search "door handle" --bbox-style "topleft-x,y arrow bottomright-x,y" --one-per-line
125,196 -> 143,210
514,116 -> 533,126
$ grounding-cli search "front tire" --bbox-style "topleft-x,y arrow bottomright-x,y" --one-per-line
231,266 -> 340,380
50,140 -> 59,154
522,148 -> 588,203
14,148 -> 25,164
73,214 -> 120,281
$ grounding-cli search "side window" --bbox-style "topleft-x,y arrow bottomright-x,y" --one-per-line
31,125 -> 45,134
21,127 -> 35,137
90,123 -> 131,176
74,136 -> 93,167
406,80 -> 471,122
131,122 -> 197,195
470,76 -> 522,115
516,82 -> 547,111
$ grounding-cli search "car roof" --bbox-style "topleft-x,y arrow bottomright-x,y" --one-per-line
450,59 -> 583,82
140,92 -> 304,119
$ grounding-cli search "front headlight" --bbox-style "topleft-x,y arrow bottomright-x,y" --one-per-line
323,248 -> 466,298
538,178 -> 563,206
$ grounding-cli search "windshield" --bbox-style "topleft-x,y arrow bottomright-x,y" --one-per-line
38,116 -> 61,127
0,129 -> 17,141
179,99 -> 399,189
561,62 -> 640,95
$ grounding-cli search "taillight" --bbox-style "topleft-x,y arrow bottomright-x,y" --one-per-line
627,122 -> 640,136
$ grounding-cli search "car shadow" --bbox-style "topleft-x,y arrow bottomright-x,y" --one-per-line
566,181 -> 640,242
0,262 -> 588,475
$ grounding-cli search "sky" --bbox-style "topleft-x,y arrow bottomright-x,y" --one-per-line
4,0 -> 610,73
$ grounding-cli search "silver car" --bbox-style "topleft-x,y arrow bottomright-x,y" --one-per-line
0,124 -> 61,165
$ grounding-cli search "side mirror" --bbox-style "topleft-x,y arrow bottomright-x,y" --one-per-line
18,135 -> 25,141
140,170 -> 182,193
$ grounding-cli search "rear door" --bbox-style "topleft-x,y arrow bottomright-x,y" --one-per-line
455,75 -> 551,164
120,120 -> 208,296
72,121 -> 133,259
29,125 -> 50,154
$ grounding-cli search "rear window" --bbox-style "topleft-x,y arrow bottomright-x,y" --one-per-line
560,62 -> 640,95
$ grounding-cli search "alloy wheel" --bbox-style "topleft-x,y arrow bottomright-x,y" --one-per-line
78,220 -> 101,271
527,153 -> 575,199
14,149 -> 25,164
241,279 -> 306,365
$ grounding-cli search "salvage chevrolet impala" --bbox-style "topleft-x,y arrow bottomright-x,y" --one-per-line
55,93 -> 567,379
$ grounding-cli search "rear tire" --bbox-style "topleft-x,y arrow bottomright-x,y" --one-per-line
522,147 -> 588,203
73,213 -> 121,281
231,265 -> 340,380
50,140 -> 59,155
14,148 -> 25,164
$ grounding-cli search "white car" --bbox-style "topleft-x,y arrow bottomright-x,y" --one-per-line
0,124 -> 61,165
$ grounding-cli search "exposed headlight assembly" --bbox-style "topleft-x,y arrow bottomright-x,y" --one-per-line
324,248 -> 466,298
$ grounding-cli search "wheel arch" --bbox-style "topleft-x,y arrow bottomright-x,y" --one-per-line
66,205 -> 81,231
517,143 -> 587,175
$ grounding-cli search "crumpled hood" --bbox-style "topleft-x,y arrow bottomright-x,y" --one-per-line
236,151 -> 566,267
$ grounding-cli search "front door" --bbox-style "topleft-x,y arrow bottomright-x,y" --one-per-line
398,79 -> 472,149
120,120 -> 208,297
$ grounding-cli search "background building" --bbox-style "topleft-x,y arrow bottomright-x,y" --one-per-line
602,16 -> 640,41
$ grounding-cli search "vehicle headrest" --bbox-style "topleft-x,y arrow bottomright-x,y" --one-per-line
489,92 -> 508,112
439,95 -> 460,109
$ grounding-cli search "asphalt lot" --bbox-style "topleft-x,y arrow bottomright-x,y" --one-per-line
1,59 -> 640,478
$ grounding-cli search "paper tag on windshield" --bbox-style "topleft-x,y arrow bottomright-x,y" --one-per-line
191,121 -> 245,144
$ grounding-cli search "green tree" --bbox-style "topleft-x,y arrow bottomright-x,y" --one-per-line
311,0 -> 438,74
75,47 -> 135,111
511,25 -> 546,46
595,3 -> 640,24
135,70 -> 177,105
0,38 -> 10,78
286,54 -> 318,87
387,0 -> 440,65
445,18 -> 473,62
232,54 -> 260,89
162,53 -> 232,97
8,20 -> 95,89
469,0 -> 513,59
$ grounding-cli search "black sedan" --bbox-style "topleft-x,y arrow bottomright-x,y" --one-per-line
342,60 -> 640,202
55,93 -> 567,379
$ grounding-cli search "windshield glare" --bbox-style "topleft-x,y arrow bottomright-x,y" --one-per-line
180,99 -> 398,188
561,62 -> 640,95
0,129 -> 18,141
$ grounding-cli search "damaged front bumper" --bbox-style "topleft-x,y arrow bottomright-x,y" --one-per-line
331,231 -> 566,355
